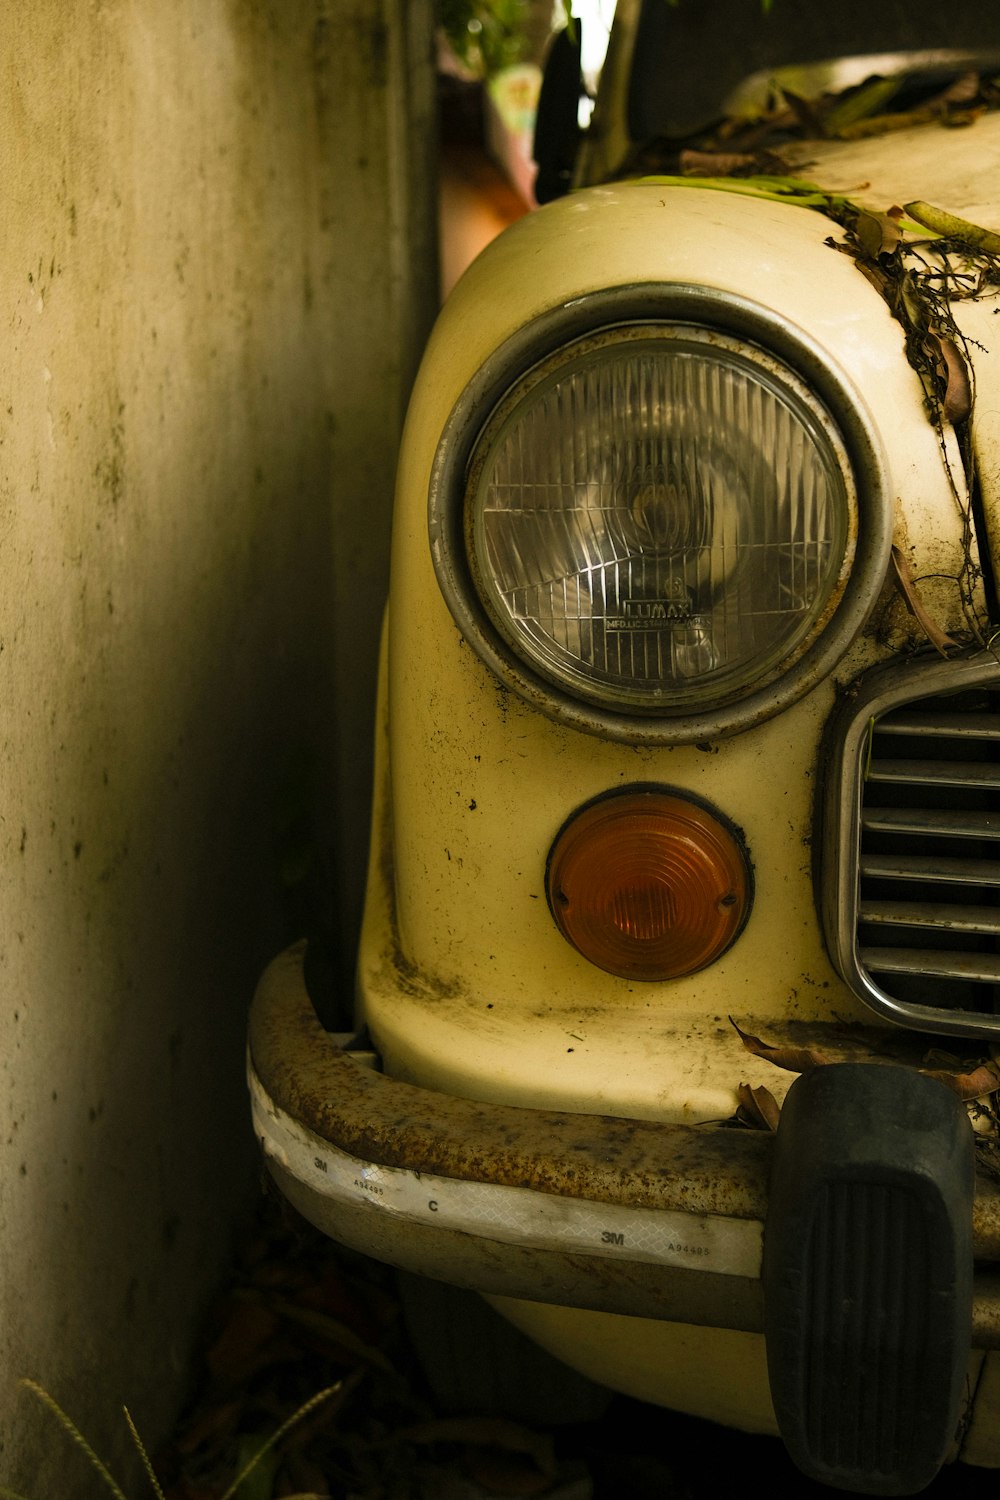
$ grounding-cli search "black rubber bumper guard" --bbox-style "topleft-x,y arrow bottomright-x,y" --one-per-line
765,1063 -> 975,1494
249,944 -> 1000,1495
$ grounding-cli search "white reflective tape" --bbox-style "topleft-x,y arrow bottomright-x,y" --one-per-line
249,1066 -> 763,1280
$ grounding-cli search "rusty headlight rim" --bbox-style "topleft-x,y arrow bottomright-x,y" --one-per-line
428,284 -> 892,745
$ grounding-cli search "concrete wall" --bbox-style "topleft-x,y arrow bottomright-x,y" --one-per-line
0,3 -> 435,1493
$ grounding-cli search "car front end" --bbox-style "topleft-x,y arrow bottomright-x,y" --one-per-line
250,53 -> 1000,1496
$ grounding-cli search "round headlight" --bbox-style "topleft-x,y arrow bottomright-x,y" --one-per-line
430,289 -> 890,743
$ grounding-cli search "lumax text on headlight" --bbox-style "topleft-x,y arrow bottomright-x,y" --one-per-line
429,289 -> 891,743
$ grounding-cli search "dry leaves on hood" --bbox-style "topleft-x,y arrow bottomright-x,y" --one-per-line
852,207 -> 903,259
927,328 -> 974,423
889,545 -> 958,654
735,1082 -> 781,1132
729,1017 -> 831,1074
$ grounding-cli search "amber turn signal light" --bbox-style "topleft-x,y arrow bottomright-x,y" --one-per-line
546,788 -> 752,981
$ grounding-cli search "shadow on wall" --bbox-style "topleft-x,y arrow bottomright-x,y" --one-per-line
0,3 -> 436,1495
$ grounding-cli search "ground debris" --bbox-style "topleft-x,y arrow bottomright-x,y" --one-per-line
136,1174 -> 1000,1498
730,1018 -> 1000,1109
154,1193 -> 596,1500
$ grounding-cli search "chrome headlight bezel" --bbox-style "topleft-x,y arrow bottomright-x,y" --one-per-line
428,285 -> 892,744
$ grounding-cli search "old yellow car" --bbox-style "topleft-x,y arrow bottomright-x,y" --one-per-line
250,4 -> 1000,1491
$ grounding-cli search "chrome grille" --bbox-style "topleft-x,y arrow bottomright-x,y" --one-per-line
823,650 -> 1000,1039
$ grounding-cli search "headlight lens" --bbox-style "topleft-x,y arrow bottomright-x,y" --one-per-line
429,289 -> 890,743
466,324 -> 856,713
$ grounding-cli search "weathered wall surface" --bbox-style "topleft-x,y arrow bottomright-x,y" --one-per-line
0,3 -> 435,1492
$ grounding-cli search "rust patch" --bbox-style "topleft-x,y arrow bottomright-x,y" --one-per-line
250,947 -> 1000,1258
251,954 -> 1000,1260
250,945 -> 770,1220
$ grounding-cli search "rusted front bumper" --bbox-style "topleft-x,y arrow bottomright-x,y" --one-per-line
248,941 -> 1000,1345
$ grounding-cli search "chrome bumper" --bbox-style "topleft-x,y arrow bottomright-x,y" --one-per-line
248,941 -> 1000,1346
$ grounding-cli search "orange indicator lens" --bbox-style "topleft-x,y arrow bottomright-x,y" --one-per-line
546,789 -> 752,980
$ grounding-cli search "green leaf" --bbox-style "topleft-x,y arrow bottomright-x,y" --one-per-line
823,76 -> 900,135
904,199 -> 1000,254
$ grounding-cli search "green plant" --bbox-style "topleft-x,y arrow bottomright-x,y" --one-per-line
437,0 -> 534,77
0,1377 -> 340,1500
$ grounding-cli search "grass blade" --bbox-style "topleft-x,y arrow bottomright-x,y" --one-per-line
218,1384 -> 341,1500
19,1380 -> 129,1500
123,1406 -> 166,1500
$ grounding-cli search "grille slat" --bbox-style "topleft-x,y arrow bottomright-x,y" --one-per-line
859,900 -> 1000,935
861,808 -> 1000,839
860,853 -> 1000,884
875,711 -> 1000,740
862,947 -> 1000,984
867,758 -> 1000,790
848,681 -> 1000,1026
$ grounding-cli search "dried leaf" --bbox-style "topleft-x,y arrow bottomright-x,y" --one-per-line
922,1060 -> 1000,1101
466,1448 -> 555,1496
205,1298 -> 282,1387
889,545 -> 957,654
835,108 -> 944,140
736,1082 -> 781,1131
928,329 -> 973,423
400,1418 -> 555,1477
253,1292 -> 397,1378
729,1017 -> 830,1073
935,70 -> 982,109
897,268 -> 930,334
976,1137 -> 1000,1184
943,106 -> 987,129
779,86 -> 825,137
679,149 -> 771,177
853,207 -> 902,259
